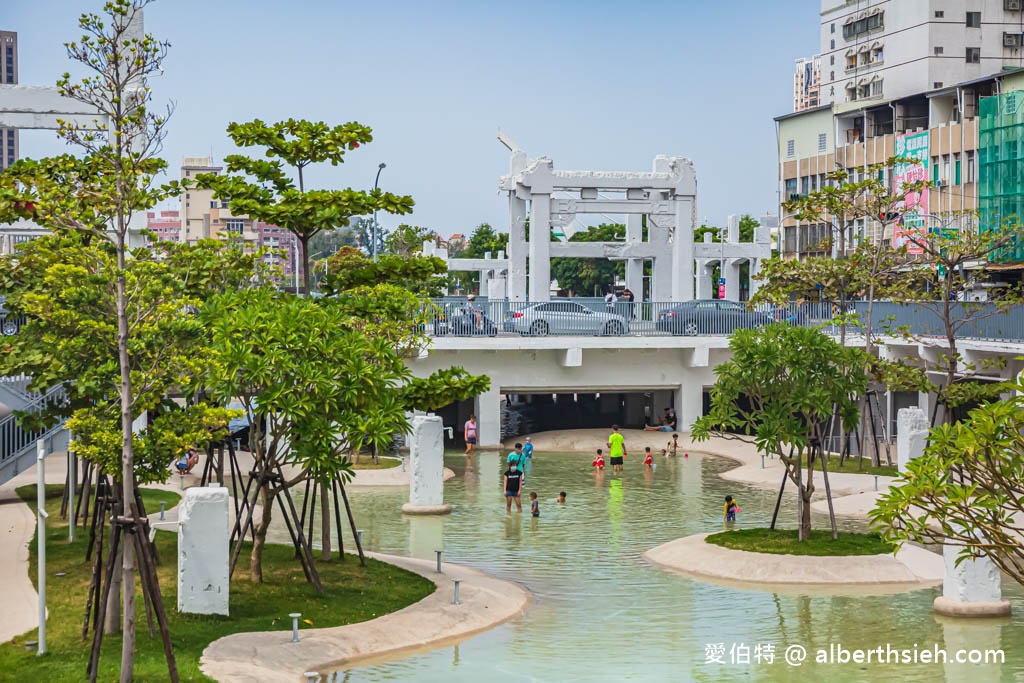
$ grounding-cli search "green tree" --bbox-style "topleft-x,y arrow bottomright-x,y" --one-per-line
384,223 -> 436,257
550,223 -> 625,296
692,324 -> 868,540
198,119 -> 414,295
871,379 -> 1024,585
458,223 -> 509,292
0,4 -> 198,676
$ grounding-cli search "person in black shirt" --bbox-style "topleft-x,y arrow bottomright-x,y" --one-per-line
504,462 -> 524,513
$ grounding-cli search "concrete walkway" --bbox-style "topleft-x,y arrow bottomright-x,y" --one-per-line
349,464 -> 456,487
199,552 -> 530,682
644,533 -> 943,594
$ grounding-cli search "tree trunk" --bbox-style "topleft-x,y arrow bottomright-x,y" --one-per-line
250,483 -> 274,583
320,481 -> 332,561
115,231 -> 137,683
300,234 -> 311,296
104,541 -> 123,635
800,487 -> 813,540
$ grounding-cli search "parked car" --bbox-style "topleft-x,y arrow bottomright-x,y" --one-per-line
655,299 -> 773,336
504,301 -> 629,336
433,302 -> 498,336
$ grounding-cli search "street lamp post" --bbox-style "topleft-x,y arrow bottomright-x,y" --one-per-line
372,163 -> 386,262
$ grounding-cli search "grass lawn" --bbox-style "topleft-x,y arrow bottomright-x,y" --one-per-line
3,484 -> 434,682
705,528 -> 896,556
351,457 -> 402,470
788,454 -> 898,477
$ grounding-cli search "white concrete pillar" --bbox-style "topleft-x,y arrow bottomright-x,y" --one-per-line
726,214 -> 740,243
676,382 -> 704,432
178,485 -> 229,615
402,415 -> 451,515
528,194 -> 551,301
625,214 -> 644,301
474,386 -> 501,447
748,258 -> 762,299
723,259 -> 742,302
917,390 -> 934,423
896,407 -> 929,473
934,531 -> 1011,617
508,196 -> 528,302
696,261 -> 713,299
671,198 -> 695,301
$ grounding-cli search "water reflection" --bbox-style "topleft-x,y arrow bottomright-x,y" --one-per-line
294,452 -> 1024,682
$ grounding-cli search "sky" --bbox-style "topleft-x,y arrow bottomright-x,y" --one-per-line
8,0 -> 819,236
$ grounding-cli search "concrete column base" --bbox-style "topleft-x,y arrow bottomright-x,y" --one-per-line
933,596 -> 1012,618
402,503 -> 453,516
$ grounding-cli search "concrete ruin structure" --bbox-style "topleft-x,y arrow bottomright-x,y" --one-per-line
425,134 -> 771,303
401,415 -> 452,515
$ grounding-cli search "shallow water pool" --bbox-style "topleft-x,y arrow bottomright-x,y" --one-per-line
300,450 -> 1024,682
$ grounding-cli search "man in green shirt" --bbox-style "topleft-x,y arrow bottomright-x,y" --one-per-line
607,424 -> 626,473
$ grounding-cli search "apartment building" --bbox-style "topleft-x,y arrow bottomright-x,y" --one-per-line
178,157 -> 298,275
1,31 -> 18,171
146,210 -> 182,241
776,1 -> 1024,271
794,56 -> 822,112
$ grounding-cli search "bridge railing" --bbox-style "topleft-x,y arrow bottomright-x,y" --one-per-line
425,298 -> 1024,342
0,384 -> 68,469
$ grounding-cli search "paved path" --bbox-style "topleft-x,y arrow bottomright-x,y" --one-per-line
199,552 -> 530,682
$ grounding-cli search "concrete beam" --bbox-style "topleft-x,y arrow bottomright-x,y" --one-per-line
687,346 -> 710,368
0,85 -> 108,130
693,243 -> 768,259
550,198 -> 676,216
447,258 -> 510,272
549,242 -> 663,259
560,347 -> 583,367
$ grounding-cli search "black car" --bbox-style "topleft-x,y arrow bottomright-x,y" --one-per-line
433,303 -> 498,337
655,299 -> 773,336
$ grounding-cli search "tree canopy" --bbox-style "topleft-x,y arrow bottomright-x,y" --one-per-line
550,223 -> 625,296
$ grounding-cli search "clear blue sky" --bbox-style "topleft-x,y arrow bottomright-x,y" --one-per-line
9,0 -> 819,235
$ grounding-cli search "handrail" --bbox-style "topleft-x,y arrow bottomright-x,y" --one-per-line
0,384 -> 68,465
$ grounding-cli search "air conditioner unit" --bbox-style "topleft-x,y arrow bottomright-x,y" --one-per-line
1005,32 -> 1023,47
1006,0 -> 1022,11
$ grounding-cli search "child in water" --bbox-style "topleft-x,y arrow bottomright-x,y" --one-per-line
643,447 -> 653,469
724,495 -> 740,522
592,448 -> 605,470
530,492 -> 539,517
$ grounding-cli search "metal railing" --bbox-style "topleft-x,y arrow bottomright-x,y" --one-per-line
425,297 -> 1024,342
0,384 -> 68,469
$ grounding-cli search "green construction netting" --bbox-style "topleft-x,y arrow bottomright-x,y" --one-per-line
979,92 -> 1024,263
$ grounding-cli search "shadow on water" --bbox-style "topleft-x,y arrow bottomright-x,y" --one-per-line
276,451 -> 1024,683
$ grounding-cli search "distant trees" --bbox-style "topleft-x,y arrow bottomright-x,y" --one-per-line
550,223 -> 625,296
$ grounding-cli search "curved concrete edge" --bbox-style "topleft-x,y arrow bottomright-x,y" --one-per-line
643,533 -> 944,594
0,485 -> 40,643
348,466 -> 456,488
933,596 -> 1012,618
401,503 -> 453,515
199,552 -> 530,683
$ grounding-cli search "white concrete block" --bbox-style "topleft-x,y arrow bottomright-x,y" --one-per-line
942,541 -> 1003,604
408,415 -> 446,508
178,485 -> 229,615
896,407 -> 929,474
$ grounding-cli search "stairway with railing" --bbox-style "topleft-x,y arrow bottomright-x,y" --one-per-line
0,384 -> 68,487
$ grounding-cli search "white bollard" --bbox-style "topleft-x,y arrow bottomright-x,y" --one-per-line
290,612 -> 302,642
934,532 -> 1011,618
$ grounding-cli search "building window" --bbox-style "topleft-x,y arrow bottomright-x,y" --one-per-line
830,55 -> 835,65
935,10 -> 944,18
966,12 -> 981,27
934,82 -> 943,89
210,200 -> 218,208
830,70 -> 835,80
786,139 -> 795,157
830,39 -> 835,50
967,151 -> 976,182
966,47 -> 980,63
846,53 -> 857,70
871,79 -> 883,96
226,219 -> 244,235
954,153 -> 962,184
934,46 -> 944,55
818,133 -> 827,152
831,23 -> 835,34
872,45 -> 884,62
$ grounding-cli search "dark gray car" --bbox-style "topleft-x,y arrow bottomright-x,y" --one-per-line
655,299 -> 773,336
